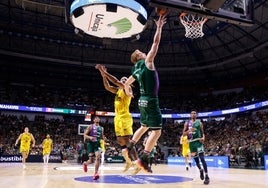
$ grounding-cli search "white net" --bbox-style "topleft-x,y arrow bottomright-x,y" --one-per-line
179,13 -> 207,39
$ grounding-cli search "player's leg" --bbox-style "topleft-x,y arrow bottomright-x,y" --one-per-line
43,154 -> 47,164
101,150 -> 105,165
137,129 -> 161,173
188,150 -> 192,167
46,155 -> 48,164
198,152 -> 210,184
190,142 -> 204,180
43,153 -> 46,164
192,153 -> 204,180
184,155 -> 189,171
127,102 -> 149,151
119,116 -> 141,175
92,147 -> 101,180
115,116 -> 134,172
118,136 -> 133,172
137,98 -> 162,173
21,150 -> 28,169
83,142 -> 94,172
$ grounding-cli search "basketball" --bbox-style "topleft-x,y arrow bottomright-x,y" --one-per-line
155,7 -> 169,16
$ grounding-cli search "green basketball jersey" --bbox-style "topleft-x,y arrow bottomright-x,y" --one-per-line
132,60 -> 159,97
187,120 -> 202,140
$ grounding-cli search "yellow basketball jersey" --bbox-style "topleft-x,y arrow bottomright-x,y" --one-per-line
181,136 -> 189,147
181,135 -> 190,157
114,88 -> 131,115
42,138 -> 53,155
20,133 -> 32,154
21,133 -> 32,147
100,139 -> 105,152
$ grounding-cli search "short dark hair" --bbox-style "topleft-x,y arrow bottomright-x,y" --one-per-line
191,109 -> 197,113
93,116 -> 100,120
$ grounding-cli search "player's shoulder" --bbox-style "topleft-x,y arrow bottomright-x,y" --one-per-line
29,132 -> 34,137
184,120 -> 189,125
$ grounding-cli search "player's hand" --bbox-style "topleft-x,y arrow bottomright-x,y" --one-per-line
124,84 -> 134,97
90,137 -> 96,142
189,127 -> 196,132
100,65 -> 107,72
155,15 -> 167,28
95,64 -> 101,69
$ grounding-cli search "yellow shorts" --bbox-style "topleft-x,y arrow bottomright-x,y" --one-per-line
100,139 -> 105,152
114,114 -> 133,137
43,149 -> 51,155
20,145 -> 30,155
182,147 -> 190,157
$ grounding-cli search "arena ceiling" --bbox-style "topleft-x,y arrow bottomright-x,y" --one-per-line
0,0 -> 267,94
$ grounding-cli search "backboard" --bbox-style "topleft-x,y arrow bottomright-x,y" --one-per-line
149,0 -> 254,26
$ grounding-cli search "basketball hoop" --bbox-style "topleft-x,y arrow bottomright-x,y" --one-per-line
179,12 -> 208,39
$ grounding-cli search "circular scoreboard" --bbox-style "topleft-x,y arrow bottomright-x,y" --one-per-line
70,0 -> 148,39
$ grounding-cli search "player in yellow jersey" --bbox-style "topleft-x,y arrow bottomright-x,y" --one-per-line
100,138 -> 105,165
180,135 -> 192,171
15,127 -> 35,169
42,134 -> 53,165
96,64 -> 141,175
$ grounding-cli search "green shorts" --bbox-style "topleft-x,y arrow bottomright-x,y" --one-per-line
138,96 -> 162,129
189,140 -> 204,154
85,141 -> 101,154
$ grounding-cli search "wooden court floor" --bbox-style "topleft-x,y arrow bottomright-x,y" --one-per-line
0,162 -> 267,188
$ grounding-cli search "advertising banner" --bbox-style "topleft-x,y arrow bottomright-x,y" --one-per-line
167,156 -> 229,168
0,154 -> 62,163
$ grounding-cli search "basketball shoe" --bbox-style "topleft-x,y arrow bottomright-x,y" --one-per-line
92,173 -> 99,180
131,162 -> 141,175
122,148 -> 132,172
204,175 -> 210,185
123,161 -> 133,172
199,169 -> 204,180
136,153 -> 152,173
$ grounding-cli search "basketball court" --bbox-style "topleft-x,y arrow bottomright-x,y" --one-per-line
0,162 -> 267,188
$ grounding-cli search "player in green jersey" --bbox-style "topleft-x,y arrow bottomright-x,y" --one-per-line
123,15 -> 167,173
183,109 -> 210,185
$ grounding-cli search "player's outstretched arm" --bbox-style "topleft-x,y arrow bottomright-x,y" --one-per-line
96,64 -> 118,94
145,15 -> 167,69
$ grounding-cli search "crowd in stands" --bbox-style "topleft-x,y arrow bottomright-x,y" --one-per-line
0,83 -> 268,168
1,83 -> 268,113
163,111 -> 268,168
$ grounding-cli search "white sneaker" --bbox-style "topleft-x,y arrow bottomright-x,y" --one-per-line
123,161 -> 132,172
131,162 -> 141,175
